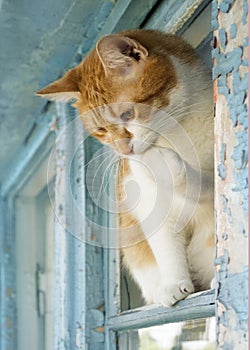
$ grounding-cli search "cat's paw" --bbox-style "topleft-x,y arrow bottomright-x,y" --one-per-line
159,148 -> 185,178
155,280 -> 195,307
143,147 -> 185,185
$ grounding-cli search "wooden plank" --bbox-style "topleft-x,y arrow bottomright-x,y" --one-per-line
99,0 -> 138,35
53,102 -> 72,350
108,290 -> 215,331
67,108 -> 87,349
53,103 -> 90,349
104,247 -> 119,350
213,0 -> 249,348
0,106 -> 57,350
144,0 -> 209,33
101,0 -> 159,33
77,0 -> 159,58
0,197 -> 17,350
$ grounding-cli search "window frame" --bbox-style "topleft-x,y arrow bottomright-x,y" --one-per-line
102,0 -> 216,348
0,1 -> 214,349
15,178 -> 55,350
1,0 -> 247,349
0,106 -> 56,349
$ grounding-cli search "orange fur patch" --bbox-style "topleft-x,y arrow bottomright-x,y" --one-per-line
117,158 -> 157,269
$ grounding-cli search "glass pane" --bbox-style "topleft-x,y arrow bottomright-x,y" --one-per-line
118,318 -> 215,350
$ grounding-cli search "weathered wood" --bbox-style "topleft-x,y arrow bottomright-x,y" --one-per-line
101,0 -> 159,34
0,106 -> 56,350
76,0 -> 159,59
0,197 -> 17,350
53,103 -> 89,349
213,0 -> 248,348
3,1 -> 248,349
144,0 -> 210,33
108,290 -> 215,331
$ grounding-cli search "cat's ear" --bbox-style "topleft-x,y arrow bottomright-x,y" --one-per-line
96,35 -> 148,76
35,68 -> 80,102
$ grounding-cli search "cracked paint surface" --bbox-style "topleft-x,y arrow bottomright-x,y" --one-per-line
213,0 -> 248,349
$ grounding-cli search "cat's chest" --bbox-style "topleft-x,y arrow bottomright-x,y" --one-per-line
123,155 -> 155,200
120,149 -> 173,218
124,148 -> 174,185
125,151 -> 162,185
121,156 -> 158,221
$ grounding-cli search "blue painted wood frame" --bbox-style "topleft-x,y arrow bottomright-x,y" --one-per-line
3,0 -> 248,349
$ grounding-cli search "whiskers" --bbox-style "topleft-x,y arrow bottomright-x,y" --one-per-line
154,99 -> 211,130
85,147 -> 121,206
127,98 -> 212,154
94,151 -> 119,204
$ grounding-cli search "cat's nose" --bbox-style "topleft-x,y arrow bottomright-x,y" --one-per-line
122,145 -> 134,155
120,143 -> 133,155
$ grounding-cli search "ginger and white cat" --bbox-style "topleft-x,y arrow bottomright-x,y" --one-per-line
37,29 -> 214,306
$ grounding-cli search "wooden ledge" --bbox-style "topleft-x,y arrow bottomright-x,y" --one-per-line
108,289 -> 215,331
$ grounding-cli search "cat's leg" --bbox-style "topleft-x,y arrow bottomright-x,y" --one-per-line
144,150 -> 215,302
122,227 -> 193,306
130,262 -> 161,304
137,147 -> 197,306
126,148 -> 204,306
147,225 -> 194,306
134,183 -> 195,306
122,241 -> 161,304
187,198 -> 215,291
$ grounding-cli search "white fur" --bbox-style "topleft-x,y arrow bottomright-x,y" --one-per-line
120,59 -> 214,306
132,264 -> 161,304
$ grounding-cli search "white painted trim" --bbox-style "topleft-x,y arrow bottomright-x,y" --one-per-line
15,144 -> 56,350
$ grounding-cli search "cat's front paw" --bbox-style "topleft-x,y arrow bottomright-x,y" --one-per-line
155,280 -> 195,307
159,148 -> 185,178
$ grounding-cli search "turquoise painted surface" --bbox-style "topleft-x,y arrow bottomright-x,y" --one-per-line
0,199 -> 17,350
213,0 -> 248,348
1,1 -> 247,349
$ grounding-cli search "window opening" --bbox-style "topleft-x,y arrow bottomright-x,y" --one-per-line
119,2 -> 214,315
16,156 -> 55,350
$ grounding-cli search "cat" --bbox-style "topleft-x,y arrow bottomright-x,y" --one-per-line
36,29 -> 214,307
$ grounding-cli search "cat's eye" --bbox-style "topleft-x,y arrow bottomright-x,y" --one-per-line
120,110 -> 134,122
95,127 -> 107,134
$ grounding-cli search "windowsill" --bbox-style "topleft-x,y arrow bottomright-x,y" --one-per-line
108,289 -> 215,331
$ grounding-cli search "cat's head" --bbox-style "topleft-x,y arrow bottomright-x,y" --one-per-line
36,30 -> 200,155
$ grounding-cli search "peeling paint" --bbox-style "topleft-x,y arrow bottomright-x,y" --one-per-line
230,23 -> 237,39
218,0 -> 234,13
0,1 -> 248,349
242,0 -> 248,25
217,143 -> 227,180
213,0 -> 248,348
213,46 -> 243,78
221,195 -> 233,223
212,0 -> 219,30
219,28 -> 227,50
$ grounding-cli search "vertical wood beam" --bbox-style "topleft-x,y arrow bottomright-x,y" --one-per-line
213,0 -> 248,348
0,198 -> 17,350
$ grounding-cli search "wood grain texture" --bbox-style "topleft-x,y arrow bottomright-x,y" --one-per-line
213,0 -> 248,348
108,290 -> 215,331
